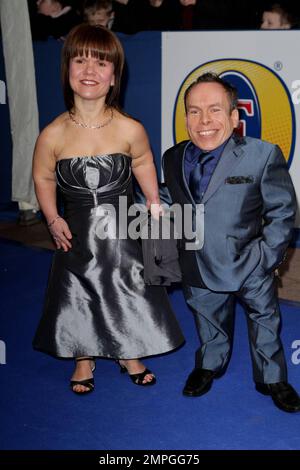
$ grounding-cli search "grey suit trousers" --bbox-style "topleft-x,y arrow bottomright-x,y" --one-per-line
183,264 -> 287,384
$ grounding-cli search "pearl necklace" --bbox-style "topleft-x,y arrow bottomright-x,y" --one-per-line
69,108 -> 114,129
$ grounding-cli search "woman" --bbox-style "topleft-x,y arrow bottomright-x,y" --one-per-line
32,24 -> 184,394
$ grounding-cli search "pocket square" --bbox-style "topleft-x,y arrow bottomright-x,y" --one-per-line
225,176 -> 254,184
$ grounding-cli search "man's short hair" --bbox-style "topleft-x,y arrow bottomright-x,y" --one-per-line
184,72 -> 238,113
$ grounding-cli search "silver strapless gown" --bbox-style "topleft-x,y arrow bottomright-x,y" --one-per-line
33,154 -> 184,358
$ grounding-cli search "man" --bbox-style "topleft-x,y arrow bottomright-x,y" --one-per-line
162,72 -> 300,412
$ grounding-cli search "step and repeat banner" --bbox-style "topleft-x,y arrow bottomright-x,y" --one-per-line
162,30 -> 300,227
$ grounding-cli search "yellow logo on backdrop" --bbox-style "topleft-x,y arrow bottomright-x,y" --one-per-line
174,59 -> 295,164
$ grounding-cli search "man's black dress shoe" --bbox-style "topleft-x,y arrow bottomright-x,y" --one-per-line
183,368 -> 216,397
255,381 -> 300,412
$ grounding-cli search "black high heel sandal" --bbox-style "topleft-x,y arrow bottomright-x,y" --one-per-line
70,357 -> 96,394
117,360 -> 156,386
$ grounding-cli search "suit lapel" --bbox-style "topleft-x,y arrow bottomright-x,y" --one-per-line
181,141 -> 196,204
164,141 -> 194,204
201,134 -> 245,204
171,141 -> 194,203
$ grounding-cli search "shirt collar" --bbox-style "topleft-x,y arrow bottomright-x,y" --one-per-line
185,135 -> 232,162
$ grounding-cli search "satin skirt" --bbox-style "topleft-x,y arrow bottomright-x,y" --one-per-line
33,155 -> 184,358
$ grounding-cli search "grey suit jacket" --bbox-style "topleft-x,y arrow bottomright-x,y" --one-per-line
162,134 -> 297,291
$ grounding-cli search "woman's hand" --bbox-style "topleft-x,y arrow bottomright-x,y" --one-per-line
48,217 -> 72,252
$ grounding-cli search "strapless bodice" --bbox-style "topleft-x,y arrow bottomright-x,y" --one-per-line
33,154 -> 184,359
56,154 -> 132,209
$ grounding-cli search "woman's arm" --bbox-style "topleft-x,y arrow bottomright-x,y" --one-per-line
32,127 -> 72,251
129,121 -> 161,212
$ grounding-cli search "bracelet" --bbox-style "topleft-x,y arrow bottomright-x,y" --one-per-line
48,215 -> 61,228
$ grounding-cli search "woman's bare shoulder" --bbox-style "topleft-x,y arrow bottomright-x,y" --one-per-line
114,111 -> 146,138
34,113 -> 69,164
38,112 -> 69,143
113,111 -> 151,161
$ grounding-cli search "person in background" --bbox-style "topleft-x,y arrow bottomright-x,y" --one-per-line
260,2 -> 295,29
177,0 -> 199,30
1,0 -> 40,226
83,0 -> 115,28
30,0 -> 80,40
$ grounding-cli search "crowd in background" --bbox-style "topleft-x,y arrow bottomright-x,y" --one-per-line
28,0 -> 300,41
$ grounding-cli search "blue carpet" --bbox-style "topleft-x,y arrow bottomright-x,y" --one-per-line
0,239 -> 300,450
